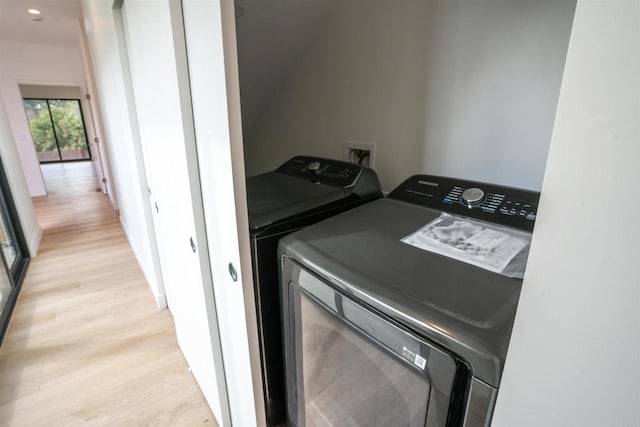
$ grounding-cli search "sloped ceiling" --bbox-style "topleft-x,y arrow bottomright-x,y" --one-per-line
235,0 -> 340,131
0,0 -> 82,46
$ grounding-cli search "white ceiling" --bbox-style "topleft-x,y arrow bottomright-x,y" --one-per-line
0,0 -> 83,46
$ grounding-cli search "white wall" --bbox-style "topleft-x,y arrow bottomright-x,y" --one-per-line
493,1 -> 640,426
235,0 -> 339,131
242,0 -> 431,188
0,92 -> 41,256
420,0 -> 575,190
81,0 -> 164,306
19,84 -> 82,99
243,0 -> 575,192
0,40 -> 87,196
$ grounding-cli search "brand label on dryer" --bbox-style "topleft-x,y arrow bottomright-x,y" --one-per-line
402,346 -> 427,370
418,180 -> 439,187
414,354 -> 427,369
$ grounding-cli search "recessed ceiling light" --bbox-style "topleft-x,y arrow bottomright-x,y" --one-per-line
28,9 -> 41,15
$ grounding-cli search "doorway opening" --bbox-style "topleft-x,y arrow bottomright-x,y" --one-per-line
23,98 -> 92,164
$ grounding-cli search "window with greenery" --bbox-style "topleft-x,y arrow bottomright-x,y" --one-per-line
23,99 -> 92,163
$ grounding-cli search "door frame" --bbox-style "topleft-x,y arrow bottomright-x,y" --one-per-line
0,157 -> 30,343
12,79 -> 108,198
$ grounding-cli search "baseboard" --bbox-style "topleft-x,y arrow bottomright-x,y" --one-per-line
27,225 -> 43,257
119,215 -> 167,310
154,293 -> 167,310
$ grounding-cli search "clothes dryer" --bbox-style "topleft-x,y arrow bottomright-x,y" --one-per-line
279,174 -> 539,426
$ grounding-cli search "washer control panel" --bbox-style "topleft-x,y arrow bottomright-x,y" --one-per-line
276,155 -> 363,188
389,175 -> 540,231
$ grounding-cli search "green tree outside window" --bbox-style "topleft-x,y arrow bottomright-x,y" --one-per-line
23,99 -> 91,162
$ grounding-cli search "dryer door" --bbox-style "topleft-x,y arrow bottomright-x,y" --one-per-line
282,260 -> 462,426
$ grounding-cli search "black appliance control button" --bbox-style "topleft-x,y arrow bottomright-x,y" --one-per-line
307,161 -> 321,172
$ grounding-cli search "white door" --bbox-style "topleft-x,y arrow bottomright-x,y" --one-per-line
119,0 -> 229,423
181,0 -> 263,426
78,26 -> 112,199
79,93 -> 107,195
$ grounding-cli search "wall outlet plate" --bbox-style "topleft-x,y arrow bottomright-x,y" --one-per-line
344,140 -> 376,169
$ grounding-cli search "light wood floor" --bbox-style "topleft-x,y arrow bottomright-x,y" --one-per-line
0,162 -> 217,426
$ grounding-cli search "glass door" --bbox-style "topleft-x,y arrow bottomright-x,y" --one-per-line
23,98 -> 92,163
0,191 -> 21,273
282,260 -> 460,427
0,187 -> 26,280
0,159 -> 29,342
0,252 -> 11,318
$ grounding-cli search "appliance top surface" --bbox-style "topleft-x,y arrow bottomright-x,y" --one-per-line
247,172 -> 346,231
283,198 -> 524,327
247,156 -> 379,231
280,175 -> 539,386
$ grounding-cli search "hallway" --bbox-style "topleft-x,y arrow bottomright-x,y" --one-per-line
0,162 -> 216,426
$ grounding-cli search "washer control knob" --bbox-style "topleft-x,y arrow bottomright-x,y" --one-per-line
307,161 -> 321,172
461,187 -> 485,207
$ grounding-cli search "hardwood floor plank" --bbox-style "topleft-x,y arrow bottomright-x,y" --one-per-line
0,162 -> 217,426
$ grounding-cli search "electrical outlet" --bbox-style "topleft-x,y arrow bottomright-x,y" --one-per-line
344,140 -> 376,169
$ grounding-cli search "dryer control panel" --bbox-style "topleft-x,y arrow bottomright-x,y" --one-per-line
276,155 -> 363,188
388,175 -> 540,232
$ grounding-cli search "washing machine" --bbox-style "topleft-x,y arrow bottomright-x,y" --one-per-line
279,174 -> 539,426
246,155 -> 382,425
